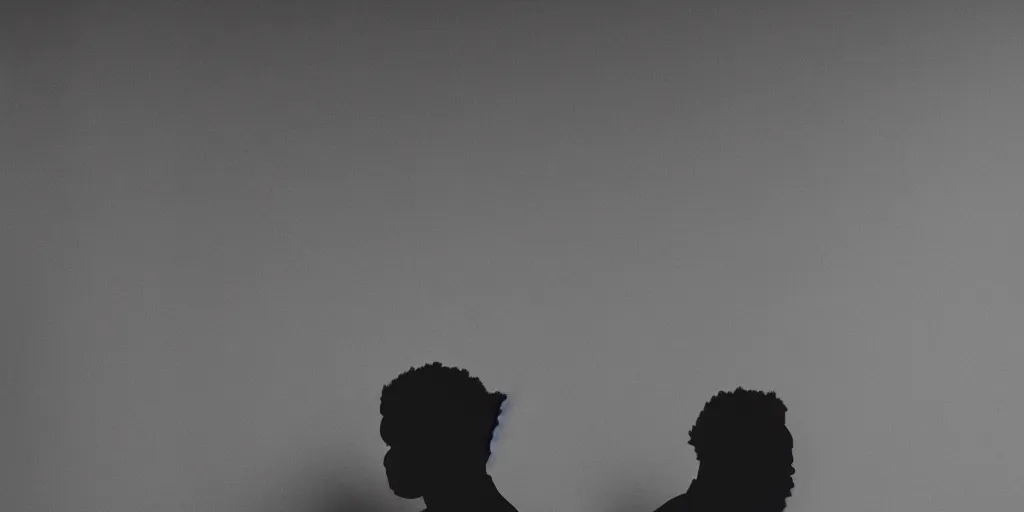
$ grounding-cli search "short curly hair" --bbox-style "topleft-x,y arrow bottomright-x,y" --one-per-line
688,387 -> 788,459
380,362 -> 507,454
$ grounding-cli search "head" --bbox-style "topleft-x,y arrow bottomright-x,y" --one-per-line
379,362 -> 507,499
688,387 -> 795,511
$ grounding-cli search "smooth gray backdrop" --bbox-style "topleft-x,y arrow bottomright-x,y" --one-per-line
5,1 -> 1024,511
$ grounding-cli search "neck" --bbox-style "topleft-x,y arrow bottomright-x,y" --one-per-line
684,476 -> 714,501
686,473 -> 744,507
686,474 -> 788,512
423,471 -> 502,511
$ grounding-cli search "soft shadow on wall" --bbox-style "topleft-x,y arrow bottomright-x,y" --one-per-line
262,456 -> 400,512
600,473 -> 668,512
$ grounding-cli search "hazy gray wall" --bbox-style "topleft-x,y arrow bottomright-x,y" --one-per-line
5,1 -> 1024,511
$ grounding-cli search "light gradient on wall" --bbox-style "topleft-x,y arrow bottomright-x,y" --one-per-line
5,1 -> 1024,511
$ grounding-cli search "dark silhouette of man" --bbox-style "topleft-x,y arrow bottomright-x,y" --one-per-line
653,387 -> 795,512
379,362 -> 518,512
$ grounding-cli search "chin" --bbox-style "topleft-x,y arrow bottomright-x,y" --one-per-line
386,476 -> 423,499
770,495 -> 791,511
392,488 -> 422,499
388,483 -> 423,500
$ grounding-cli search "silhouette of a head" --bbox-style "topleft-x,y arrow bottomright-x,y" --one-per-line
379,362 -> 507,500
688,387 -> 794,511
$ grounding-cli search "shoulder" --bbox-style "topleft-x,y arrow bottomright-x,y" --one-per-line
652,493 -> 690,512
498,497 -> 520,512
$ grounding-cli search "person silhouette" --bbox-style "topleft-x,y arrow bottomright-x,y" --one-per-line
379,362 -> 518,512
653,387 -> 795,512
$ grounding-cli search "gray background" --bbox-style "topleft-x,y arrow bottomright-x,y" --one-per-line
4,1 -> 1024,511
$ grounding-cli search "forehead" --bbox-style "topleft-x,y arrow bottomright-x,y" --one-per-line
774,425 -> 793,445
379,413 -> 443,442
732,425 -> 793,450
762,425 -> 793,444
